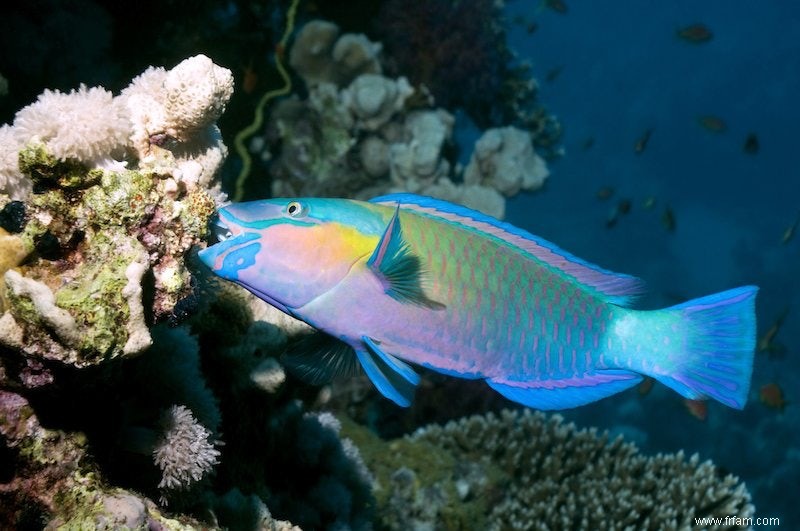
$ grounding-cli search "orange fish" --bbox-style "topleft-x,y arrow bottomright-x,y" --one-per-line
638,377 -> 655,396
697,115 -> 727,133
242,62 -> 258,94
759,383 -> 787,410
595,186 -> 614,200
676,23 -> 713,43
684,398 -> 708,421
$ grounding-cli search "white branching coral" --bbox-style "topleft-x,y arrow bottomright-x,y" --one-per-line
0,54 -> 233,203
153,405 -> 221,491
0,124 -> 29,199
12,84 -> 130,166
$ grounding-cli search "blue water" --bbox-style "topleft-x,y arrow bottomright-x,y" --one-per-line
501,2 -> 800,525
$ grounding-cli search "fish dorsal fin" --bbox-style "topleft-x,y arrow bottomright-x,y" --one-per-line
281,332 -> 361,385
366,203 -> 445,309
370,193 -> 643,305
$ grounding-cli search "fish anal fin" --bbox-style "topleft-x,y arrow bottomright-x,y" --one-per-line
367,203 -> 444,310
487,370 -> 642,410
281,332 -> 360,385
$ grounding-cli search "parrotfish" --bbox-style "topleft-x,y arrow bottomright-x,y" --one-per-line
198,194 -> 757,410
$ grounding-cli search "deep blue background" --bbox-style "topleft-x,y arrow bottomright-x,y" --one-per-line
497,1 -> 799,525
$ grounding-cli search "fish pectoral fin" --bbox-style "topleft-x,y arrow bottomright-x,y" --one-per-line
281,332 -> 361,385
355,338 -> 418,407
367,204 -> 445,310
363,336 -> 420,386
486,370 -> 642,410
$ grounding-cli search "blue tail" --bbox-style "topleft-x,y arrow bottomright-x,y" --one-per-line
655,286 -> 758,409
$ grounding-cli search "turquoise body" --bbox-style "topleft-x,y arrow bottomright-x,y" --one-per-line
198,193 -> 757,410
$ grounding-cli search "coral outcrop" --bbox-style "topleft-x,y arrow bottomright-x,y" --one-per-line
0,55 -> 227,366
256,19 -> 552,219
347,409 -> 754,530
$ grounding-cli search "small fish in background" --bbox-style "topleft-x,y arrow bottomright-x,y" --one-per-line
676,23 -> 713,44
757,307 -> 789,355
661,206 -> 676,232
642,196 -> 656,210
544,0 -> 568,14
512,15 -> 538,34
759,383 -> 787,411
743,133 -> 759,154
605,209 -> 619,229
606,198 -> 632,228
634,128 -> 654,154
781,215 -> 799,244
545,66 -> 564,83
684,398 -> 708,421
638,377 -> 655,396
582,136 -> 595,151
697,115 -> 727,133
595,186 -> 614,200
242,61 -> 258,94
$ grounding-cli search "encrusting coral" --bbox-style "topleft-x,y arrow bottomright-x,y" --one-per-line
0,54 -> 226,366
346,409 -> 754,530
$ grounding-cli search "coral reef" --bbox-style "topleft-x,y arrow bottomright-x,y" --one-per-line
373,0 -> 559,147
289,19 -> 383,89
0,55 -> 227,366
346,409 -> 754,530
0,389 -> 208,530
255,19 -> 552,219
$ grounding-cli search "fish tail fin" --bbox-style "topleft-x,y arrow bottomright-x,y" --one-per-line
652,286 -> 758,409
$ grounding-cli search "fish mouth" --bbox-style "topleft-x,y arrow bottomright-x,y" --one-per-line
208,214 -> 234,244
197,215 -> 258,271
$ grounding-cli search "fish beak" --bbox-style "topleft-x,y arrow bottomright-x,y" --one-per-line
209,215 -> 233,244
197,214 -> 259,273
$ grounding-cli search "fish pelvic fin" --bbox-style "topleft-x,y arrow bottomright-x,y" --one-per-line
643,286 -> 758,409
367,203 -> 444,310
355,336 -> 418,407
281,332 -> 361,385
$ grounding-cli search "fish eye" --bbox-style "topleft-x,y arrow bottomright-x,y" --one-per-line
286,201 -> 307,218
